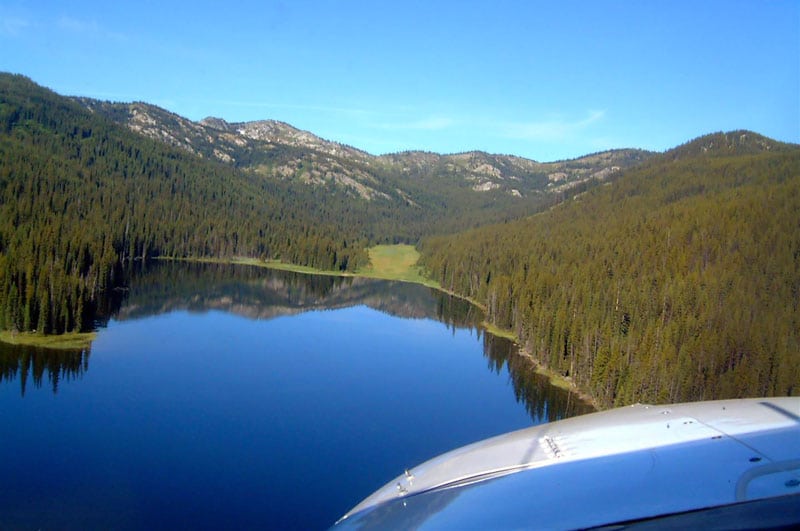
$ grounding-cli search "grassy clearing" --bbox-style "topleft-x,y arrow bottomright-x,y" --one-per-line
0,330 -> 97,350
357,244 -> 439,286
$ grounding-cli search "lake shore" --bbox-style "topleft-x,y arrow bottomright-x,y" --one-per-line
180,249 -> 601,410
173,245 -> 440,286
0,330 -> 97,350
1,248 -> 599,409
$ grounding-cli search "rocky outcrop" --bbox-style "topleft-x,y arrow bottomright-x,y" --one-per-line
76,97 -> 653,203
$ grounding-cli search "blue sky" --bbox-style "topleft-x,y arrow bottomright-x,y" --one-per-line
1,0 -> 798,161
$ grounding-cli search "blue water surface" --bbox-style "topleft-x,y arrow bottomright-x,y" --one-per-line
0,306 -> 539,529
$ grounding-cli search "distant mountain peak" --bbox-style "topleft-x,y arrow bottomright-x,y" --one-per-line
199,116 -> 231,131
667,130 -> 794,159
234,119 -> 315,142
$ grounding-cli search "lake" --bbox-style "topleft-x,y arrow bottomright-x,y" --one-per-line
0,262 -> 593,529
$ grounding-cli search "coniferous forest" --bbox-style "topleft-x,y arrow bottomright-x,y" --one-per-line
0,74 -> 373,333
1,72 -> 798,406
420,133 -> 800,407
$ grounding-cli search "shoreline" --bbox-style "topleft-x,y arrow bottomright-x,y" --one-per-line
482,318 -> 598,410
169,253 -> 601,410
0,330 -> 97,350
1,251 -> 601,409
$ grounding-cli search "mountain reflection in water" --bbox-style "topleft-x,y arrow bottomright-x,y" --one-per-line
0,261 -> 597,530
0,261 -> 593,422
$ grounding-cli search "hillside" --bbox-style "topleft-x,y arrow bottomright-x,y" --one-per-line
78,97 -> 652,236
419,131 -> 800,407
0,73 -> 369,334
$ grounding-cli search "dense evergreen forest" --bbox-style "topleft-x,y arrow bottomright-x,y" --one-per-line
420,132 -> 800,407
1,72 -> 797,408
0,74 -> 370,334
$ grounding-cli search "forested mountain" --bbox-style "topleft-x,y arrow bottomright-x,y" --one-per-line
78,97 -> 652,236
0,72 -> 655,337
419,131 -> 800,407
0,73 -> 370,334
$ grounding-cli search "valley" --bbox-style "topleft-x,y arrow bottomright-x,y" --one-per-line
0,72 -> 797,409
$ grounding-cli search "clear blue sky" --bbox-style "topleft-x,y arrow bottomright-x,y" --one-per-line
2,0 -> 798,161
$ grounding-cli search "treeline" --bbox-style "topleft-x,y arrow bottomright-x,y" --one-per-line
0,74 -> 368,334
420,134 -> 800,407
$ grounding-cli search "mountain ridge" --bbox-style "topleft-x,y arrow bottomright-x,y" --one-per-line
75,95 -> 653,203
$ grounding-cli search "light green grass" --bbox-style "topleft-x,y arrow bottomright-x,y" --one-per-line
0,330 -> 97,350
481,321 -> 518,341
357,244 -> 439,286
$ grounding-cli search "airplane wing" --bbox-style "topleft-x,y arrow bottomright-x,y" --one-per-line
333,397 -> 800,529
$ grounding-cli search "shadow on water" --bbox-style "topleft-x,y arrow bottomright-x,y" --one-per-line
1,261 -> 594,419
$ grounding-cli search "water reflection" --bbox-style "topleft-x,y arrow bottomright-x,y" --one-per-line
1,261 -> 593,419
0,342 -> 90,395
92,261 -> 482,328
483,333 -> 595,420
0,262 -> 597,529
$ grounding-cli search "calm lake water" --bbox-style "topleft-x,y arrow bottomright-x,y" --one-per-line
0,263 -> 593,530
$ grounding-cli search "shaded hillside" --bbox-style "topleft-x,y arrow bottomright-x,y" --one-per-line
0,74 -> 368,334
419,131 -> 800,407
